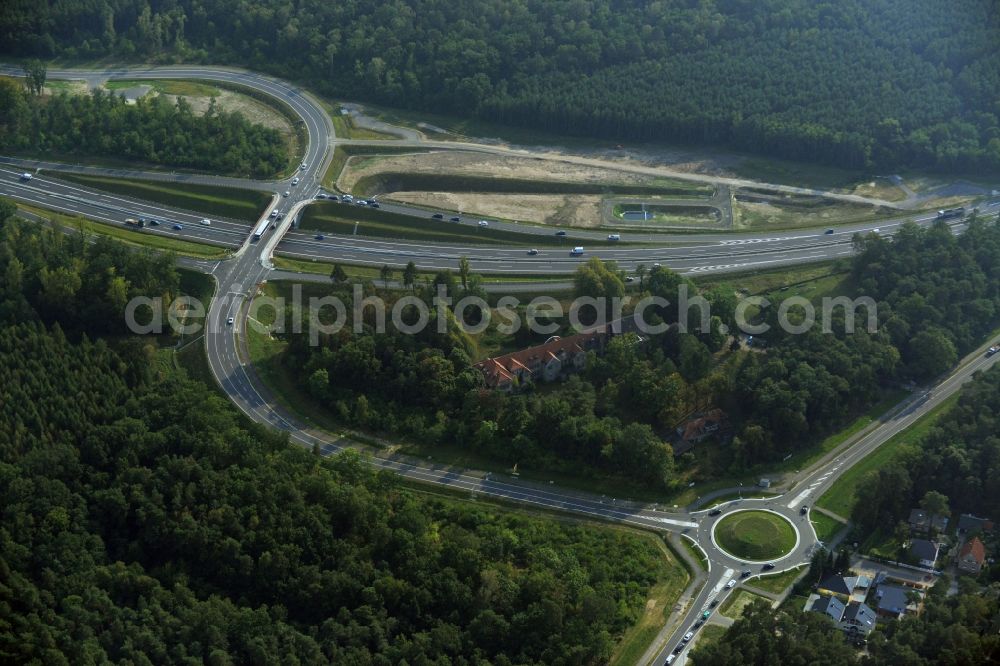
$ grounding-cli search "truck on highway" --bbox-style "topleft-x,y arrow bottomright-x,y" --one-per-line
124,218 -> 144,229
570,246 -> 585,256
936,207 -> 966,219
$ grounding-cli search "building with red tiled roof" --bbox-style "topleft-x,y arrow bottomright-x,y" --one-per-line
474,330 -> 606,391
957,537 -> 986,575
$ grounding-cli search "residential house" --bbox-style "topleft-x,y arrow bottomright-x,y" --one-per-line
957,537 -> 986,575
909,539 -> 939,569
673,409 -> 727,455
908,508 -> 949,535
474,330 -> 606,391
873,583 -> 912,619
808,595 -> 877,638
957,513 -> 994,535
817,574 -> 869,601
811,595 -> 846,623
841,601 -> 878,637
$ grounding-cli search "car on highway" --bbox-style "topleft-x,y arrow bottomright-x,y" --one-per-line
607,233 -> 621,241
478,220 -> 490,227
314,234 -> 325,240
329,195 -> 339,202
300,162 -> 307,169
872,228 -> 880,233
432,213 -> 444,219
148,219 -> 160,226
227,317 -> 234,326
726,579 -> 737,589
450,216 -> 460,222
709,599 -> 719,608
762,563 -> 776,571
673,645 -> 684,655
356,199 -> 368,206
702,609 -> 711,619
682,631 -> 694,643
986,344 -> 999,357
172,223 -> 183,230
555,230 -> 567,236
200,218 -> 211,226
20,172 -> 32,181
527,249 -> 539,255
316,193 -> 326,199
709,508 -> 722,516
292,177 -> 300,185
270,209 -> 278,217
370,201 -> 380,208
665,655 -> 676,664
825,228 -> 834,234
624,276 -> 635,282
342,194 -> 354,202
283,190 -> 290,197
694,619 -> 704,628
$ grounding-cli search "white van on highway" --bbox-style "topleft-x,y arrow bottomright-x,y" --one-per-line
570,246 -> 585,256
607,234 -> 621,241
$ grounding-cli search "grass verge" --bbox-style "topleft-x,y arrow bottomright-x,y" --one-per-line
54,172 -> 270,222
18,203 -> 230,259
692,624 -> 728,652
816,392 -> 960,518
719,589 -> 769,619
679,536 -> 708,571
324,144 -> 430,190
715,511 -> 796,561
810,511 -> 846,543
749,566 -> 804,595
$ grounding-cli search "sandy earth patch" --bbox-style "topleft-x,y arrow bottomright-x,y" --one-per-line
160,89 -> 293,136
386,191 -> 603,227
340,151 -> 671,192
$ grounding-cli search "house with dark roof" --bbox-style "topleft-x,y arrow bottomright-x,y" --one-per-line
808,595 -> 877,637
817,574 -> 855,599
908,539 -> 939,569
811,595 -> 846,623
958,537 -> 986,575
874,584 -> 911,619
841,601 -> 878,636
908,508 -> 949,535
957,513 -> 994,535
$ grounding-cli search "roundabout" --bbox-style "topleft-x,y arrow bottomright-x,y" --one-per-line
712,509 -> 799,562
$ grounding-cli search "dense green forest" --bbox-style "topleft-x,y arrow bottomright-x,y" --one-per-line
0,209 -> 679,663
851,362 -> 1000,540
0,78 -> 286,176
690,590 -> 1000,665
2,0 -> 999,171
278,214 -> 1000,490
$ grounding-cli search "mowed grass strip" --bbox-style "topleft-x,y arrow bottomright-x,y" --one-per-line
300,201 -> 565,245
54,173 -> 270,223
715,511 -> 796,561
749,566 -> 804,595
719,589 -> 770,619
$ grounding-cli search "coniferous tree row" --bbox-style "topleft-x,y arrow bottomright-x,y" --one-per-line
0,79 -> 286,177
2,0 -> 998,171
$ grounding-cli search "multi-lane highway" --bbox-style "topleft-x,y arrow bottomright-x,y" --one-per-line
4,64 -> 1000,666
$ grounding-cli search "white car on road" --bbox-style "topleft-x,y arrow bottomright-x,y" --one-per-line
200,218 -> 211,226
292,177 -> 300,186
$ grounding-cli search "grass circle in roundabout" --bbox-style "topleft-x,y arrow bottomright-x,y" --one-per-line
713,510 -> 797,561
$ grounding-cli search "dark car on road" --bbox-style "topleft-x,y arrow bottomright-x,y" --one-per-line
555,230 -> 567,236
709,508 -> 722,516
450,216 -> 460,222
762,563 -> 775,571
800,505 -> 808,515
741,570 -> 752,578
432,213 -> 444,219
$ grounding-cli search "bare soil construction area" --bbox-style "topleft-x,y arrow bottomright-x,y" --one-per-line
160,90 -> 293,135
338,151 -> 682,193
386,191 -> 603,227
